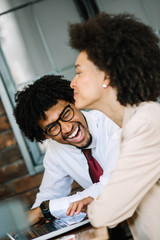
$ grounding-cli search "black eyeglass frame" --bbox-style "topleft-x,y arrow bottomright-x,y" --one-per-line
44,104 -> 74,137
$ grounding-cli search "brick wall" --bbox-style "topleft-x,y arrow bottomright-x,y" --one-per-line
0,100 -> 82,210
0,99 -> 43,209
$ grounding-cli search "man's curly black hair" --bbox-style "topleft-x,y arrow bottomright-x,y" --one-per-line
69,12 -> 160,106
14,75 -> 74,143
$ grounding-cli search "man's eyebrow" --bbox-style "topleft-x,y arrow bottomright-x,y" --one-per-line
44,111 -> 62,130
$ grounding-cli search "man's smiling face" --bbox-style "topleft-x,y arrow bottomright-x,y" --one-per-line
38,100 -> 92,149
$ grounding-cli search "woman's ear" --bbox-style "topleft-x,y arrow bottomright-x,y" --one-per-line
102,75 -> 110,88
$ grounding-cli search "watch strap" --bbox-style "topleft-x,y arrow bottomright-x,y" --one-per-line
40,200 -> 53,220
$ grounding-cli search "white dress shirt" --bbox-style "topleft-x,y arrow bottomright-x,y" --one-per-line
32,110 -> 120,218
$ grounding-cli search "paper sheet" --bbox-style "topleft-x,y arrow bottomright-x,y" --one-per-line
60,212 -> 87,225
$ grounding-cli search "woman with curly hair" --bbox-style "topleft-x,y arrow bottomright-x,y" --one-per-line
67,13 -> 160,239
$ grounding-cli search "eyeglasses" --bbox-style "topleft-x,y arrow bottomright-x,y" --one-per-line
44,104 -> 74,137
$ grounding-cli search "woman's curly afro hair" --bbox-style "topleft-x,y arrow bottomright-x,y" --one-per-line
69,12 -> 160,106
14,75 -> 74,143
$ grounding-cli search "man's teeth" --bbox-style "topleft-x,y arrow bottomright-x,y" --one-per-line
68,126 -> 79,139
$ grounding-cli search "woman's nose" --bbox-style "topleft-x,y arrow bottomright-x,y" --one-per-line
70,76 -> 76,89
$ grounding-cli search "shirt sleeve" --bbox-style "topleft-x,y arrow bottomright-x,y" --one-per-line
31,144 -> 104,218
33,160 -> 105,219
32,151 -> 73,209
50,182 -> 104,218
50,131 -> 121,218
31,144 -> 105,218
88,115 -> 160,228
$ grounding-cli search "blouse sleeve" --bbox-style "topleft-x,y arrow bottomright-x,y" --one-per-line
88,114 -> 160,228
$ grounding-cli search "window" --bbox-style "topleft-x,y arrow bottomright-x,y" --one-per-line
0,0 -> 83,174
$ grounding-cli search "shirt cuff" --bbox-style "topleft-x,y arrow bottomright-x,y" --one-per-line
50,198 -> 70,219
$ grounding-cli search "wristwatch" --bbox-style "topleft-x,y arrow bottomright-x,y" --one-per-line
40,200 -> 54,220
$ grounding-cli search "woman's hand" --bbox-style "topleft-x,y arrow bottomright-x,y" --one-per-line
66,196 -> 94,217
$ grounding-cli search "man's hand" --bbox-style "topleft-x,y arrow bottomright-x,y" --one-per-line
27,207 -> 44,225
66,196 -> 94,217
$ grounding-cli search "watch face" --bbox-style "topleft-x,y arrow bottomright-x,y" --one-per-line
42,200 -> 49,211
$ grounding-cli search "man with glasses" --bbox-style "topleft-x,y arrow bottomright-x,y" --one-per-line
42,103 -> 92,149
14,74 -> 120,225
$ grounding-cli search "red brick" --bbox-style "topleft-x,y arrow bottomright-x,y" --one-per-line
0,183 -> 15,200
0,101 -> 5,115
0,115 -> 11,133
14,172 -> 43,193
19,188 -> 39,208
0,168 -> 7,183
0,161 -> 27,183
0,131 -> 16,150
0,146 -> 22,164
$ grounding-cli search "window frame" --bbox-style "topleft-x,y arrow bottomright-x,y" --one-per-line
0,47 -> 44,175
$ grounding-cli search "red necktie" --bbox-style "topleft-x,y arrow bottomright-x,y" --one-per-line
82,149 -> 103,183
